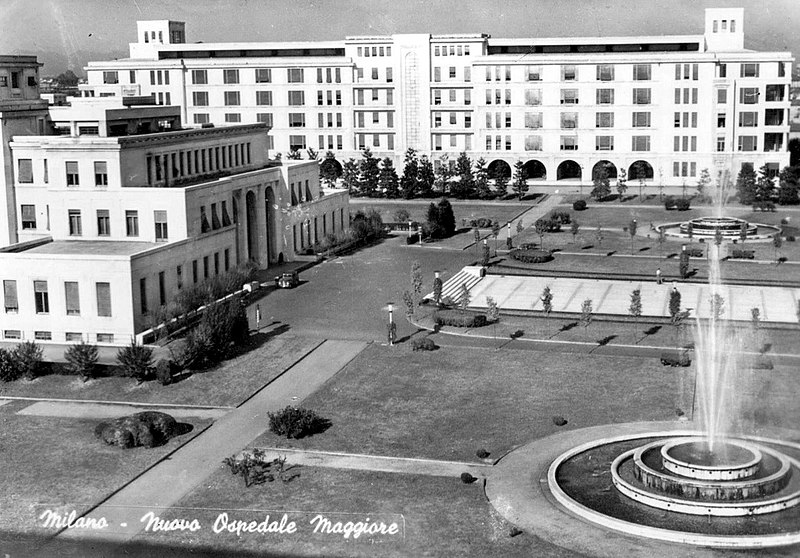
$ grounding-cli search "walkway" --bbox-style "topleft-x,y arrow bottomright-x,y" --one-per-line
245,447 -> 491,479
13,399 -> 232,420
54,338 -> 367,544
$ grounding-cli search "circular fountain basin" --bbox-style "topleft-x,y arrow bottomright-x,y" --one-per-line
656,216 -> 780,242
661,438 -> 761,481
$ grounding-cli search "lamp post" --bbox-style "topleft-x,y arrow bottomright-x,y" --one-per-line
386,302 -> 396,346
506,222 -> 512,249
408,220 -> 413,239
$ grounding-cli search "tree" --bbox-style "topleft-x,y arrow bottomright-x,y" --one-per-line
657,228 -> 666,259
434,155 -> 452,195
570,220 -> 579,243
481,240 -> 490,266
755,165 -> 777,203
432,273 -> 443,306
628,219 -> 637,254
697,168 -> 712,201
400,148 -> 419,199
378,157 -> 400,198
459,283 -> 471,313
534,219 -> 549,250
616,168 -> 628,199
629,289 -> 642,336
417,155 -> 435,198
632,162 -> 649,200
474,158 -> 492,199
425,198 -> 456,238
13,341 -> 43,380
540,286 -> 553,317
358,148 -> 380,197
773,232 -> 783,261
493,166 -> 509,198
580,299 -> 593,339
669,288 -> 682,321
306,148 -> 319,160
491,222 -> 500,254
410,261 -> 423,311
287,149 -> 302,160
486,296 -> 500,344
65,341 -> 99,382
512,160 -> 528,200
117,341 -> 154,383
591,164 -> 611,201
595,226 -> 603,247
453,152 -> 475,199
778,166 -> 800,205
55,69 -> 79,86
341,158 -> 359,193
319,152 -> 340,188
679,249 -> 690,279
736,163 -> 758,205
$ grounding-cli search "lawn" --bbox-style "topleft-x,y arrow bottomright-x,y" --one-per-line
0,334 -> 321,408
129,466 -> 578,558
351,199 -> 529,229
0,411 -> 211,541
251,343 -> 695,462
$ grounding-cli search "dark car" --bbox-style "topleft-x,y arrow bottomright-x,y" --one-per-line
274,271 -> 299,289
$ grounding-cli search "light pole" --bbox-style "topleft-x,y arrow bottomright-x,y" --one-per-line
418,224 -> 423,246
386,302 -> 396,346
506,222 -> 512,249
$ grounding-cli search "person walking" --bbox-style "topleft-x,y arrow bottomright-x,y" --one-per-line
656,268 -> 662,285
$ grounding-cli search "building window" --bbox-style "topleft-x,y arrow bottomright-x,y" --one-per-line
34,280 -> 49,314
595,112 -> 614,128
94,161 -> 108,187
158,271 -> 166,306
191,69 -> 207,84
632,88 -> 651,104
738,136 -> 757,151
596,136 -> 614,151
193,113 -> 210,125
255,90 -> 272,105
632,64 -> 651,80
255,68 -> 272,83
560,89 -> 578,104
717,89 -> 727,104
3,330 -> 21,339
632,112 -> 651,127
139,278 -> 147,314
560,112 -> 578,129
225,113 -> 241,123
716,137 -> 726,152
288,90 -> 305,106
631,135 -> 651,151
739,112 -> 758,127
596,64 -> 614,81
125,210 -> 139,237
524,135 -> 542,151
96,209 -> 110,236
20,204 -> 36,229
740,63 -> 760,78
66,161 -> 79,186
596,88 -> 614,104
256,113 -> 273,126
765,85 -> 784,102
154,210 -> 168,240
97,333 -> 114,343
560,136 -> 577,151
561,65 -> 577,81
34,331 -> 52,341
65,281 -> 80,316
740,87 -> 760,104
524,112 -> 542,129
103,71 -> 118,84
96,282 -> 111,317
288,113 -> 306,127
17,159 -> 33,183
192,91 -> 209,106
3,280 -> 18,313
288,68 -> 304,83
717,113 -> 727,127
224,91 -> 240,106
289,135 -> 306,150
68,210 -> 82,236
223,69 -> 239,84
524,89 -> 541,106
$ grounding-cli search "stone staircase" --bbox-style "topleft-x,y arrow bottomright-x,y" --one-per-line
424,266 -> 485,305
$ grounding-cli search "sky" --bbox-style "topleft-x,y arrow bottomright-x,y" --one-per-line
0,0 -> 798,76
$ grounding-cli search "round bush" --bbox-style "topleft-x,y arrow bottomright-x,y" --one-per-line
675,198 -> 691,211
572,200 -> 587,211
268,406 -> 331,439
411,337 -> 437,351
95,411 -> 178,449
433,309 -> 488,328
509,249 -> 553,264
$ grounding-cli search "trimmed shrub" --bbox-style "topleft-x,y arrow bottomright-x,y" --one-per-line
117,341 -> 154,383
268,406 -> 331,439
154,359 -> 176,386
660,351 -> 691,367
731,249 -> 755,260
550,210 -> 571,225
509,249 -> 554,264
64,341 -> 99,381
572,200 -> 587,211
752,358 -> 774,370
675,198 -> 691,211
406,233 -> 420,245
552,415 -> 568,426
460,472 -> 477,484
476,448 -> 490,459
223,450 -> 294,487
685,248 -> 703,258
12,341 -> 43,380
411,337 -> 437,351
95,411 -> 178,449
787,236 -> 796,242
181,298 -> 249,369
0,348 -> 20,382
664,196 -> 677,210
433,309 -> 488,328
468,217 -> 494,228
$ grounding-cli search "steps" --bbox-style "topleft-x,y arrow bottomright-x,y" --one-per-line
424,266 -> 484,304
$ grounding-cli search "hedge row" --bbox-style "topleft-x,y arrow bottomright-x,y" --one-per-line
433,309 -> 488,328
509,249 -> 554,264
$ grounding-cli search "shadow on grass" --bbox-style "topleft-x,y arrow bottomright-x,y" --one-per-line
555,322 -> 578,338
596,335 -> 617,347
581,244 -> 594,250
606,251 -> 616,256
396,328 -> 427,344
666,253 -> 678,259
639,246 -> 651,252
643,325 -> 662,337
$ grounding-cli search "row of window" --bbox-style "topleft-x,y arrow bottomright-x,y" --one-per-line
354,134 -> 396,150
3,279 -> 112,317
433,89 -> 471,105
488,63 -> 655,83
355,67 -> 393,82
432,44 -> 471,57
18,160 -> 109,188
0,72 -> 35,88
145,142 -> 252,185
433,66 -> 470,82
488,88 -> 654,106
357,45 -> 392,58
191,68 -> 319,85
483,135 -> 654,152
199,201 -> 233,233
57,208 -> 168,239
2,330 -> 116,343
355,111 -> 394,128
480,111 -> 666,130
355,89 -> 394,105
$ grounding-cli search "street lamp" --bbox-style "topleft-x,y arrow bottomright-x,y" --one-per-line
386,302 -> 396,346
506,222 -> 512,249
418,224 -> 423,246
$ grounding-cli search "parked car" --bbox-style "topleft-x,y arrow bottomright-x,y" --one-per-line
274,271 -> 299,289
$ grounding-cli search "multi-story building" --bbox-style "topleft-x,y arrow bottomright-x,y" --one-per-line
81,8 -> 792,186
0,56 -> 49,247
1,97 -> 348,344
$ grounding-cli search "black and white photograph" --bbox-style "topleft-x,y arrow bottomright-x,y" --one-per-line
1,0 -> 800,556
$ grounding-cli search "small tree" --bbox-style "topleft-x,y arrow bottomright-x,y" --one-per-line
13,341 -> 44,380
341,158 -> 359,193
580,299 -> 593,339
474,157 -> 491,199
657,228 -> 666,259
535,218 -> 548,250
773,232 -> 783,261
65,341 -> 99,382
481,241 -> 491,266
319,151 -> 340,188
432,273 -> 443,307
631,162 -> 648,200
493,165 -> 509,198
739,221 -> 747,246
434,155 -> 452,195
736,163 -> 758,205
486,296 -> 500,344
117,341 -> 154,383
459,283 -> 471,313
679,249 -> 690,279
410,261 -> 423,311
629,289 -> 642,337
378,157 -> 400,198
591,165 -> 611,201
697,168 -> 712,201
628,219 -> 638,254
540,286 -> 553,316
669,288 -> 682,321
512,160 -> 528,200
417,155 -> 435,197
491,222 -> 500,254
616,168 -> 628,199
453,152 -> 475,199
570,220 -> 579,243
595,226 -> 603,247
401,148 -> 420,199
0,348 -> 19,382
358,148 -> 380,197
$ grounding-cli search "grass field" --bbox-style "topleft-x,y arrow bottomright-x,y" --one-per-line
351,200 -> 529,229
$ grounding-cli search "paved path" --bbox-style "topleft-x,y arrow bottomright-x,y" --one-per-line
246,447 -> 492,479
15,401 -> 231,420
55,338 -> 367,544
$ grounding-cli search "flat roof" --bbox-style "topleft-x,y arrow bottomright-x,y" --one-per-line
21,240 -> 158,256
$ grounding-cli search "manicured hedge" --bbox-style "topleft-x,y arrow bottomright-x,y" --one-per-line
685,248 -> 703,257
675,199 -> 691,211
412,337 -> 437,351
433,309 -> 488,328
731,249 -> 755,259
468,218 -> 494,228
573,200 -> 587,211
660,351 -> 691,367
509,249 -> 554,264
95,411 -> 178,449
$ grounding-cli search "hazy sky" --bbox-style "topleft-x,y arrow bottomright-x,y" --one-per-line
0,0 -> 797,75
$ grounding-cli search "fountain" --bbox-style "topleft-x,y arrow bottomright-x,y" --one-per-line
486,172 -> 800,551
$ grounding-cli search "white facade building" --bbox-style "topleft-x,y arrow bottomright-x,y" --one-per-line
81,8 -> 792,186
1,98 -> 348,344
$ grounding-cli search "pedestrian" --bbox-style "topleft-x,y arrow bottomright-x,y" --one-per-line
656,268 -> 662,285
